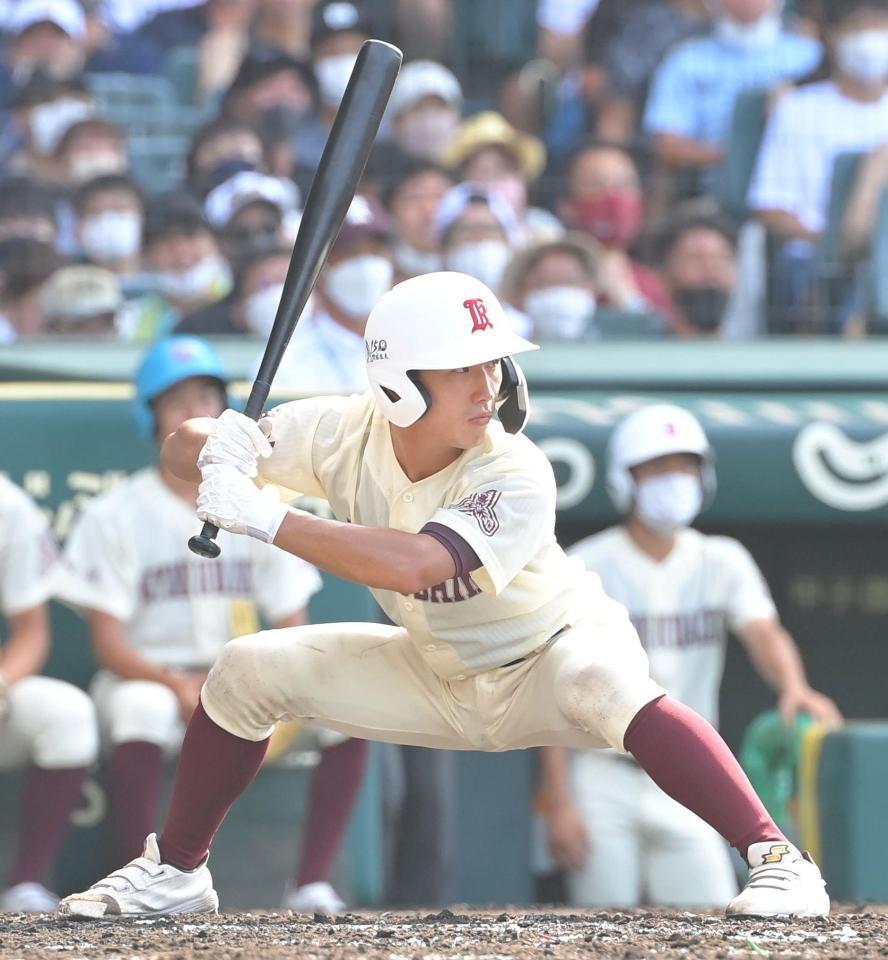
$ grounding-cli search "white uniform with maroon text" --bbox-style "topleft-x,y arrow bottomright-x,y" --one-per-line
564,526 -> 777,907
61,467 -> 322,751
0,476 -> 98,772
199,392 -> 665,754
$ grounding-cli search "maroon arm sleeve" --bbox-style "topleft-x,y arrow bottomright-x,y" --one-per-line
419,522 -> 481,578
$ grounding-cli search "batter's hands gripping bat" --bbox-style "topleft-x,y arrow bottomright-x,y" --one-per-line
188,39 -> 402,559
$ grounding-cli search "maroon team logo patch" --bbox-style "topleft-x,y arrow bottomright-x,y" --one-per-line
455,489 -> 502,535
463,297 -> 493,333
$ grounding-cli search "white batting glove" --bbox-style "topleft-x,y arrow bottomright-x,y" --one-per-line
197,409 -> 273,478
196,463 -> 289,544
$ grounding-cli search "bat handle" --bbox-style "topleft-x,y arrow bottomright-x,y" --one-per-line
189,521 -> 222,559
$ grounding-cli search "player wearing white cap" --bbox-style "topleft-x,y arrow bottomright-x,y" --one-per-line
541,404 -> 841,908
61,273 -> 830,920
0,476 -> 99,913
60,336 -> 366,915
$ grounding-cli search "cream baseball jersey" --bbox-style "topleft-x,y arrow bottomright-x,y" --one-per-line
61,468 -> 322,667
258,392 -> 604,679
569,527 -> 776,725
0,475 -> 60,617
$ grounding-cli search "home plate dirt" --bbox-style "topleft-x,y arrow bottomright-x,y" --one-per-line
3,907 -> 888,959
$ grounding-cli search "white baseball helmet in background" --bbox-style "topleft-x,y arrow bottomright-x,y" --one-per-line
606,403 -> 716,513
364,271 -> 538,432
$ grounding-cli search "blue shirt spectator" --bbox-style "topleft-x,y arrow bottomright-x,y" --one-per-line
643,0 -> 820,175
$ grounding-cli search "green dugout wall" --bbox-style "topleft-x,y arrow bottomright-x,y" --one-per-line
2,338 -> 888,904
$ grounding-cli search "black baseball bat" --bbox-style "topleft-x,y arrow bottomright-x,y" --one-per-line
189,39 -> 402,558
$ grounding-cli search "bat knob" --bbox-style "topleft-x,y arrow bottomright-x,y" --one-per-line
188,533 -> 221,559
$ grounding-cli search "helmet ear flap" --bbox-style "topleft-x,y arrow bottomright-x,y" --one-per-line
405,371 -> 431,421
497,356 -> 529,434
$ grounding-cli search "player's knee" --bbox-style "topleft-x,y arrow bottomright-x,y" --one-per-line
203,634 -> 284,738
556,661 -> 632,730
106,680 -> 180,748
32,681 -> 99,768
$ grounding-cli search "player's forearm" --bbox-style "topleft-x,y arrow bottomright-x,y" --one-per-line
161,417 -> 216,484
273,510 -> 456,594
741,619 -> 810,694
0,605 -> 50,684
538,746 -> 575,812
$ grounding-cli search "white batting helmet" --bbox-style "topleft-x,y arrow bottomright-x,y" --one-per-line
606,403 -> 716,513
364,271 -> 538,432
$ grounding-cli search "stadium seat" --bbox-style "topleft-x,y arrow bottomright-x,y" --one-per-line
591,308 -> 666,339
715,88 -> 769,222
163,46 -> 199,106
87,72 -> 178,121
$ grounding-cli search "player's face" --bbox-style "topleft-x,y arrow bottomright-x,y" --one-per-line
152,377 -> 227,442
631,452 -> 702,484
418,360 -> 503,450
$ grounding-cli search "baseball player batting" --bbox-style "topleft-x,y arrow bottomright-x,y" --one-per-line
541,404 -> 841,908
60,272 -> 829,920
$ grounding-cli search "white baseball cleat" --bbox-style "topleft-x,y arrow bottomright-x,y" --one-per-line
727,841 -> 830,917
1,882 -> 60,913
282,881 -> 346,914
58,834 -> 218,919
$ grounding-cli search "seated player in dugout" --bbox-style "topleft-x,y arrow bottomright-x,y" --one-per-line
58,337 -> 368,915
62,273 -> 830,920
541,404 -> 842,909
0,476 -> 99,914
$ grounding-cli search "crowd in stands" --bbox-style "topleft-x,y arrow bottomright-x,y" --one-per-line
0,0 -> 887,351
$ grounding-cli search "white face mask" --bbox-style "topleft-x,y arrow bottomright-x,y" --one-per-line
836,30 -> 888,87
155,255 -> 232,303
394,242 -> 442,277
716,13 -> 781,49
245,282 -> 285,336
30,98 -> 93,155
396,107 -> 459,160
445,240 -> 511,290
524,285 -> 596,340
81,210 -> 142,262
633,472 -> 703,535
315,53 -> 358,107
325,254 -> 394,319
68,152 -> 127,185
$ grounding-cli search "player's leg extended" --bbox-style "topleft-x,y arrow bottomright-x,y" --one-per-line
1,678 -> 98,912
60,622 -> 467,918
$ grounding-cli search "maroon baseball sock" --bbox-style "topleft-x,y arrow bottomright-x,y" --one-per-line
108,741 -> 165,862
7,765 -> 87,887
295,737 -> 369,887
158,701 -> 269,871
624,695 -> 785,860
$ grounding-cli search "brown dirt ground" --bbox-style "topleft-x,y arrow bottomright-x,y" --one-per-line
3,906 -> 888,960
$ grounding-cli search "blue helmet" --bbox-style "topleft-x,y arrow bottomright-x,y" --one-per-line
134,336 -> 228,437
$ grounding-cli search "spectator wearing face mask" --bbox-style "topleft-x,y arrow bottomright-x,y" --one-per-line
0,238 -> 67,340
222,48 -> 324,173
2,0 -> 89,95
443,111 -> 563,245
380,155 -> 454,280
39,263 -> 124,337
204,169 -> 301,261
385,60 -> 462,164
644,0 -> 820,192
3,72 -> 95,182
121,192 -> 232,342
273,193 -> 394,392
186,117 -> 269,198
0,177 -> 59,248
656,213 -> 739,338
748,0 -> 888,332
558,142 -> 671,316
310,0 -> 372,127
500,233 -> 604,340
74,175 -> 145,291
53,118 -> 129,190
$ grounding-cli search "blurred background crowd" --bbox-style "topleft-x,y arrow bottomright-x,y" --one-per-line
1,0 -> 887,354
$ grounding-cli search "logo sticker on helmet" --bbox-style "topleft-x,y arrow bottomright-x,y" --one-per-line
463,298 -> 493,333
365,337 -> 388,362
454,489 -> 502,535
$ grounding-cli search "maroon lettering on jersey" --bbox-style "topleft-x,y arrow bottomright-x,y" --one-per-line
454,489 -> 501,536
463,297 -> 493,333
412,572 -> 482,603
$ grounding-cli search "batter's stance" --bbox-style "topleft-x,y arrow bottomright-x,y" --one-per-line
60,272 -> 828,919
